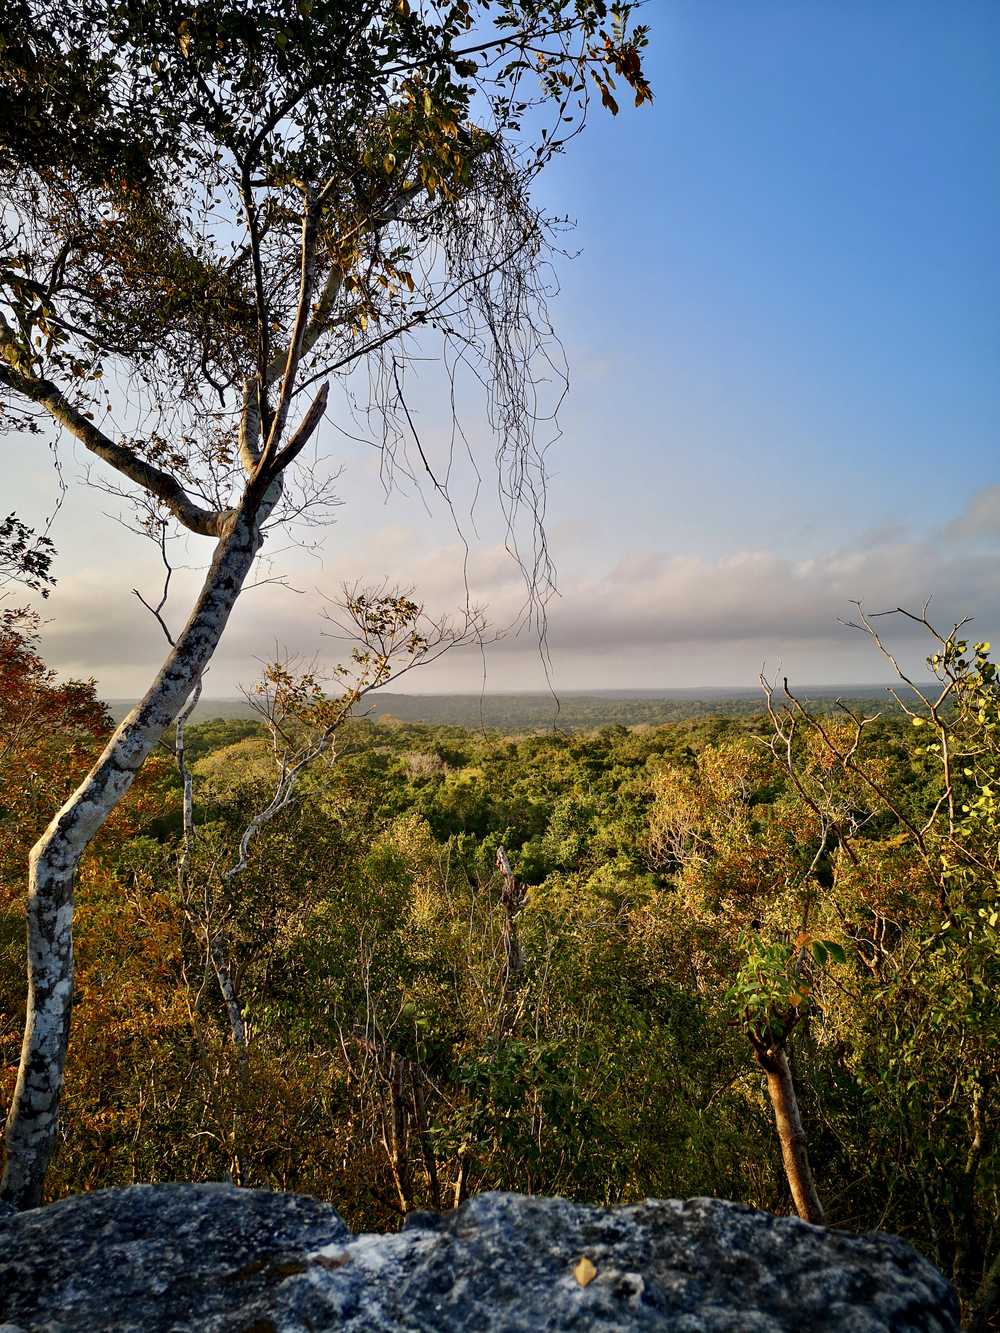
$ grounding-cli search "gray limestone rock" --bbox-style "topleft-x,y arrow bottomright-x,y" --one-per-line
0,1185 -> 958,1332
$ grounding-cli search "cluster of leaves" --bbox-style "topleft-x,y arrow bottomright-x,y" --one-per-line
727,933 -> 847,1044
0,512 -> 55,595
0,0 -> 651,413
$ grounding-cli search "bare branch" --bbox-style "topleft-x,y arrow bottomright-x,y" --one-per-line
0,346 -> 229,537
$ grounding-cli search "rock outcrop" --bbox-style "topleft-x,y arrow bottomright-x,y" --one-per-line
0,1183 -> 958,1331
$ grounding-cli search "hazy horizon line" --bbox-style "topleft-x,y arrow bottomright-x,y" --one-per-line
103,682 -> 926,702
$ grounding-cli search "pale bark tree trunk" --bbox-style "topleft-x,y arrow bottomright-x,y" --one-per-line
756,1045 -> 825,1226
210,938 -> 247,1051
175,677 -> 203,902
1,503 -> 269,1209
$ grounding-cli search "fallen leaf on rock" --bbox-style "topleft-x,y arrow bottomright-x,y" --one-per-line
574,1256 -> 597,1287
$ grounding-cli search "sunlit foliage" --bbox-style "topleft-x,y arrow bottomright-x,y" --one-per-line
0,624 -> 996,1322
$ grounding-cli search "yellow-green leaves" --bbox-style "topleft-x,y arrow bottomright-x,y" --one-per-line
810,939 -> 847,967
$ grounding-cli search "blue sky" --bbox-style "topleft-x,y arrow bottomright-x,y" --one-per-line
11,1 -> 1000,694
533,0 -> 999,556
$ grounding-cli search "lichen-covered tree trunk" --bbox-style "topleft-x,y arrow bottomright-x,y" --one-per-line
1,503 -> 267,1210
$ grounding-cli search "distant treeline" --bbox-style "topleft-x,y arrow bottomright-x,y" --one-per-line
104,687 -> 910,732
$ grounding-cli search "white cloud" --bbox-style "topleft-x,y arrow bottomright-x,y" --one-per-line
947,485 -> 1000,540
30,492 -> 1000,696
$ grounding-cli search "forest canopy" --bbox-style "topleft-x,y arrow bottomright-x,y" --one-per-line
0,608 -> 997,1325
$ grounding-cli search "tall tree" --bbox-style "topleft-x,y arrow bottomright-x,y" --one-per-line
0,0 -> 650,1207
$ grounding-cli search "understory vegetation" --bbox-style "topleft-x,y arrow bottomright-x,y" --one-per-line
1,611 -> 997,1324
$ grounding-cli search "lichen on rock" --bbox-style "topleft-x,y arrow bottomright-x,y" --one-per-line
0,1184 -> 959,1331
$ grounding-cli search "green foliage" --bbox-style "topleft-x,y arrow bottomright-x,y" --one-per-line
1,629 -> 996,1316
1,0 -> 651,417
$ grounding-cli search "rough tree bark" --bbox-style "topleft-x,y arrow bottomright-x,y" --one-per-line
753,1043 -> 825,1226
1,504 -> 268,1208
1,362 -> 327,1208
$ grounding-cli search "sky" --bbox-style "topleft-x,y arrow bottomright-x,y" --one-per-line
8,0 -> 1000,696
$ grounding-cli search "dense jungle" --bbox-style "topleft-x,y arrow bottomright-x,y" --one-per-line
2,608 -> 997,1322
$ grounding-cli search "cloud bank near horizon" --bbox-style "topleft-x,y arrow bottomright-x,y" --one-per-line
26,487 -> 1000,698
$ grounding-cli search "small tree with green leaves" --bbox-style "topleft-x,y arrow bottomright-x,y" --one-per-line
769,605 -> 999,1324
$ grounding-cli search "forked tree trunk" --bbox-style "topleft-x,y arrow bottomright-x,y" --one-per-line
1,504 -> 267,1209
757,1045 -> 825,1226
